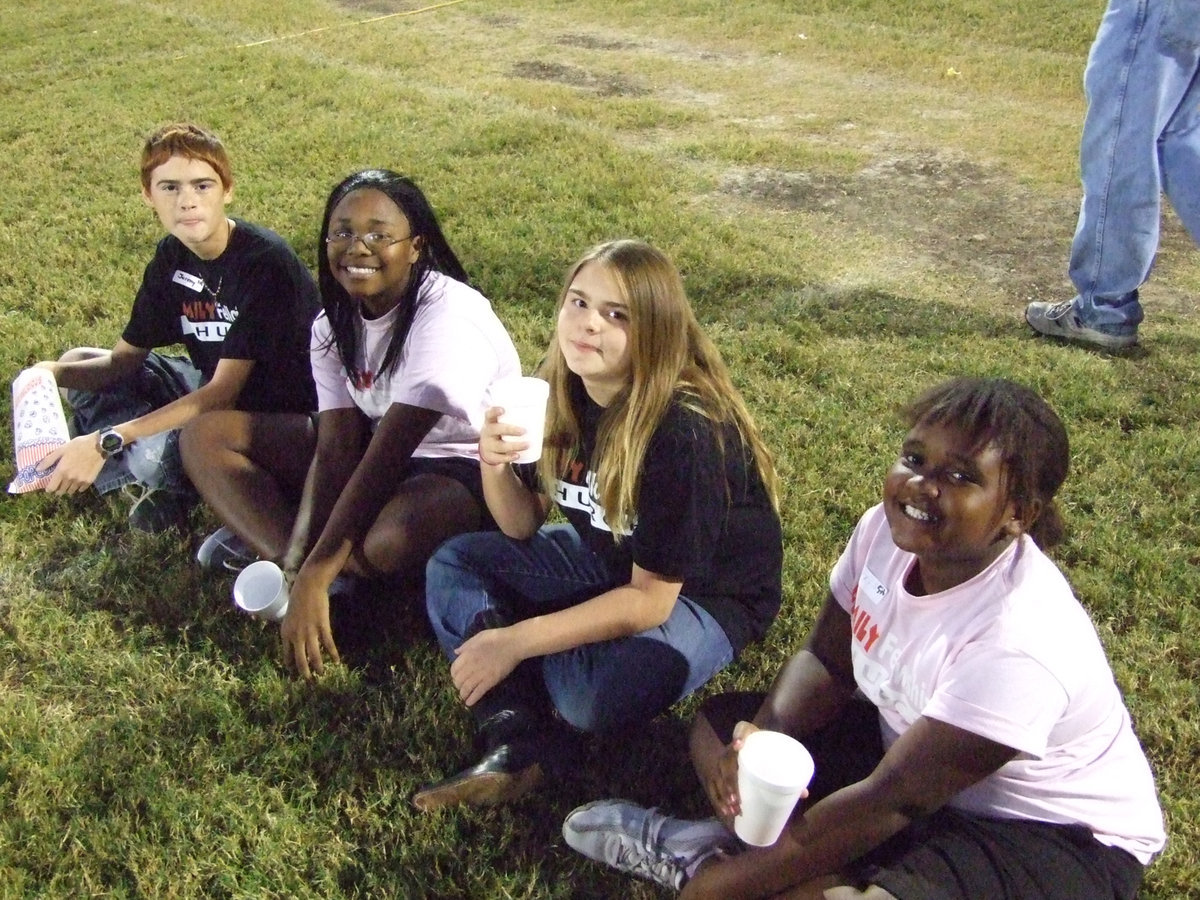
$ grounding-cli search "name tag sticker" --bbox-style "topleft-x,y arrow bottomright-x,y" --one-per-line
860,568 -> 887,606
172,270 -> 204,292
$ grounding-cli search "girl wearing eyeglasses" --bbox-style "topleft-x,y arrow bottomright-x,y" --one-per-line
184,169 -> 520,678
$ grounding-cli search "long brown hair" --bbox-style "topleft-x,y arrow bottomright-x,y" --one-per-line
537,240 -> 779,534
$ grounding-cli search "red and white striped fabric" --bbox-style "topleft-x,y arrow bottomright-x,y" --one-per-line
8,367 -> 69,494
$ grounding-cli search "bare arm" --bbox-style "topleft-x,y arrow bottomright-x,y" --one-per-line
282,407 -> 369,573
697,594 -> 858,820
757,593 -> 859,736
117,356 -> 252,442
282,401 -> 441,678
684,708 -> 1019,899
449,562 -> 683,706
39,354 -> 253,493
298,401 -> 442,583
37,339 -> 147,392
477,405 -> 551,537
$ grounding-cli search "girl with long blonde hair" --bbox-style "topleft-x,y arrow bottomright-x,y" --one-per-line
415,240 -> 783,810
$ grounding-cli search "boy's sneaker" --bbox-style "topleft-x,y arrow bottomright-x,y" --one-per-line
123,485 -> 190,533
196,525 -> 257,572
562,800 -> 738,889
1025,300 -> 1137,350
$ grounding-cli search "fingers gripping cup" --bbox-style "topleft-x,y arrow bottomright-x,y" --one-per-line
233,560 -> 290,622
734,730 -> 815,847
489,376 -> 550,464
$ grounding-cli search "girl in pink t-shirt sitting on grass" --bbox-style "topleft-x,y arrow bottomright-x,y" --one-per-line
565,376 -> 1165,900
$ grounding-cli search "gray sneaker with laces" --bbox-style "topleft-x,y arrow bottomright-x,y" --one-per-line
1025,299 -> 1137,349
196,525 -> 257,572
562,799 -> 738,889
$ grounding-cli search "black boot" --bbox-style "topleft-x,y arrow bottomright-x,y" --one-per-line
413,664 -> 550,811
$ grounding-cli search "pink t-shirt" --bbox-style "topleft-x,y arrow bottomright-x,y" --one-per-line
830,503 -> 1166,864
310,271 -> 520,459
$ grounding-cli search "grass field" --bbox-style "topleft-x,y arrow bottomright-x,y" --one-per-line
2,1 -> 1198,897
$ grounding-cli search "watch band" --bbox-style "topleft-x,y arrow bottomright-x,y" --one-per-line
97,428 -> 126,459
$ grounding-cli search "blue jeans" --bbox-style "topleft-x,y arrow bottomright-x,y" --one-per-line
68,352 -> 201,495
1070,0 -> 1200,333
425,524 -> 734,733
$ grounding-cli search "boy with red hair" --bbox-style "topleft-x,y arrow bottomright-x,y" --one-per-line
33,123 -> 318,535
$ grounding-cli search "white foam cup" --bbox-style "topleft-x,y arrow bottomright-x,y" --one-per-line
232,560 -> 290,622
733,730 -> 816,847
489,376 -> 550,464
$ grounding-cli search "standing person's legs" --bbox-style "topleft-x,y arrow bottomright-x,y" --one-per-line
1158,4 -> 1200,247
1070,0 -> 1198,332
181,410 -> 316,561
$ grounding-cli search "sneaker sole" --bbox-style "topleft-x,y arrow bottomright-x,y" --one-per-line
412,763 -> 543,811
1025,312 -> 1137,350
563,799 -> 639,840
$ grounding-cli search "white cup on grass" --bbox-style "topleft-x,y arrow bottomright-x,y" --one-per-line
490,376 -> 550,464
734,729 -> 815,847
232,560 -> 290,622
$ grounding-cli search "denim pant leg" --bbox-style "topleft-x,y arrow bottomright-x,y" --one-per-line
68,352 -> 201,495
425,524 -> 734,733
541,597 -> 733,733
1159,1 -> 1200,251
425,524 -> 618,661
1070,0 -> 1200,331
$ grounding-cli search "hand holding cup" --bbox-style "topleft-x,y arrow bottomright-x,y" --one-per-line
485,377 -> 549,464
479,406 -> 528,465
733,729 -> 815,847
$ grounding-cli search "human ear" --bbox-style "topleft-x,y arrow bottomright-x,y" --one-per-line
1006,497 -> 1043,536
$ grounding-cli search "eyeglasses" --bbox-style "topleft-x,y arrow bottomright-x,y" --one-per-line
325,230 -> 413,252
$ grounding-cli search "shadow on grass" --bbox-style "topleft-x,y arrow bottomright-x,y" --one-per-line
24,497 -> 436,682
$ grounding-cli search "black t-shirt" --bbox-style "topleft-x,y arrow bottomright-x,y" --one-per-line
531,386 -> 783,656
122,219 -> 319,414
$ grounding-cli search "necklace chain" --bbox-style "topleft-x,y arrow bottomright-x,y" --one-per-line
202,275 -> 223,300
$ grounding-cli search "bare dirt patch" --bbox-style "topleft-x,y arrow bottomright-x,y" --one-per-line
510,60 -> 647,97
721,153 -> 1074,302
721,153 -> 1196,309
334,0 -> 412,13
555,33 -> 638,52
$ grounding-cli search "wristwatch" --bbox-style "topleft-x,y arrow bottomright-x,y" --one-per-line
96,428 -> 126,459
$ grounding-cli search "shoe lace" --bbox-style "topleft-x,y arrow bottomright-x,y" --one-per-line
1046,299 -> 1076,320
122,483 -> 161,518
217,536 -> 255,571
613,840 -> 683,890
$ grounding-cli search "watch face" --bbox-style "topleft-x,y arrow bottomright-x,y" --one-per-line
100,431 -> 124,454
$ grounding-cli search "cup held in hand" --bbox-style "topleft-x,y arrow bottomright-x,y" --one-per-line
734,730 -> 815,847
489,376 -> 550,464
233,560 -> 290,622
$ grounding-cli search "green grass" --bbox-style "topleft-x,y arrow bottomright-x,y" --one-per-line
2,0 -> 1198,896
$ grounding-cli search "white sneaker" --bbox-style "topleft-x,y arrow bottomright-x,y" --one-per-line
1025,300 -> 1137,350
563,799 -> 738,889
196,526 -> 257,572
